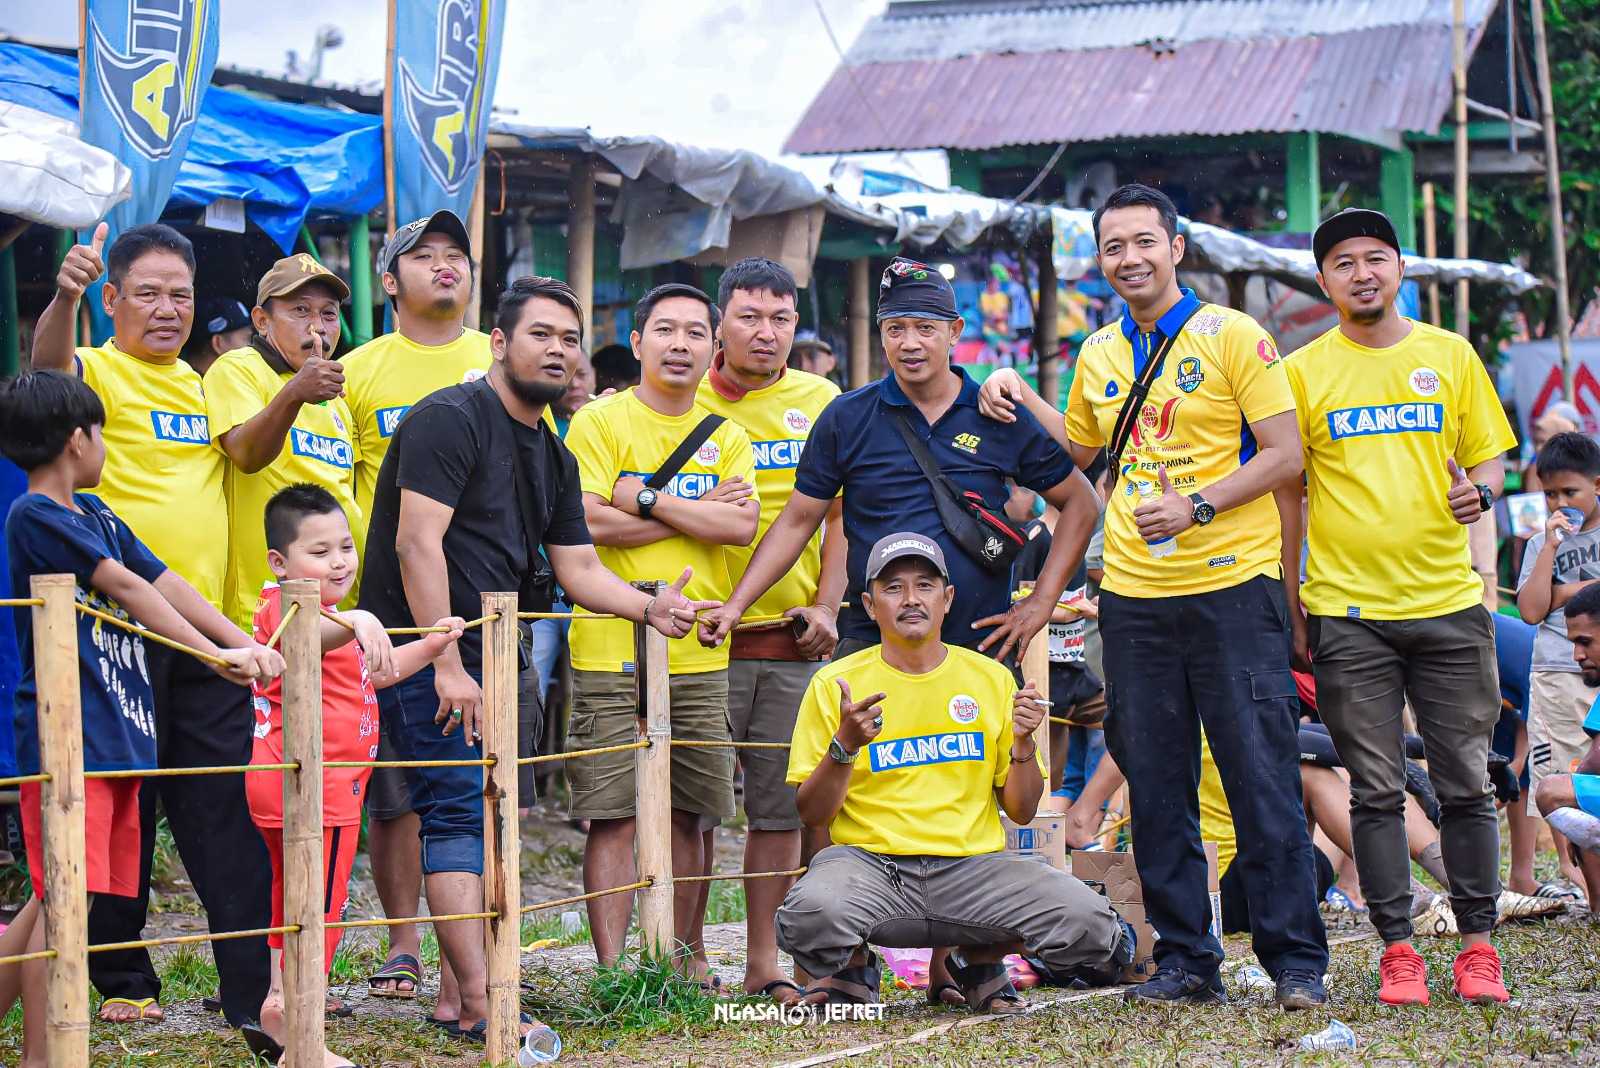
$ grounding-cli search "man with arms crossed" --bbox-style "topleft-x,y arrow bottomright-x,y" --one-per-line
980,184 -> 1328,1009
696,258 -> 844,1005
1286,208 -> 1515,1006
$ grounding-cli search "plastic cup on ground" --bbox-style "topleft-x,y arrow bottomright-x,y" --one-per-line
560,910 -> 582,937
517,1022 -> 563,1064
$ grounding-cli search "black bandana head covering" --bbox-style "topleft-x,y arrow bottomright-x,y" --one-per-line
877,257 -> 959,322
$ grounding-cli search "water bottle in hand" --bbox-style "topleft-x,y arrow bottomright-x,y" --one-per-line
517,1022 -> 563,1064
1135,480 -> 1177,559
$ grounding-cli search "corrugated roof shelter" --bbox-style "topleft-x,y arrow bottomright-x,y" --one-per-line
785,0 -> 1498,155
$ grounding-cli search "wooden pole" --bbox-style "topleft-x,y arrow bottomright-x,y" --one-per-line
479,592 -> 521,1067
1453,0 -> 1471,336
33,575 -> 88,1068
382,0 -> 398,235
1036,240 -> 1060,409
848,257 -> 871,389
279,578 -> 326,1068
1530,0 -> 1575,400
1018,587 -> 1052,794
632,581 -> 675,956
568,156 -> 597,341
1422,182 -> 1442,326
466,174 -> 487,333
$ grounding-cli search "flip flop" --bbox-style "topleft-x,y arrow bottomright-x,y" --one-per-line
240,1023 -> 284,1063
1324,887 -> 1368,913
97,997 -> 164,1023
1536,881 -> 1586,904
368,953 -> 423,999
421,1013 -> 458,1030
448,1012 -> 534,1043
756,978 -> 805,1006
325,996 -> 354,1018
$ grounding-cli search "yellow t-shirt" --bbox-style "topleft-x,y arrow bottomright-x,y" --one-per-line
1287,321 -> 1516,620
1197,733 -> 1237,878
1065,301 -> 1295,597
203,347 -> 364,630
695,368 -> 840,621
340,329 -> 493,518
76,342 -> 229,609
787,644 -> 1036,856
564,389 -> 758,674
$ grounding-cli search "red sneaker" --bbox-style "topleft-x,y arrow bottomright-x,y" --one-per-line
1452,942 -> 1510,1005
1378,943 -> 1429,1006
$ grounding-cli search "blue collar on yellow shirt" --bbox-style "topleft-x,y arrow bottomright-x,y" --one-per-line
1120,288 -> 1202,378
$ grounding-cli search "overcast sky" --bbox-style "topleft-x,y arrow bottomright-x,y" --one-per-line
1,0 -> 882,157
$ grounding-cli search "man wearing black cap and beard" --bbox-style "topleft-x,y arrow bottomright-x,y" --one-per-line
1286,208 -> 1516,1007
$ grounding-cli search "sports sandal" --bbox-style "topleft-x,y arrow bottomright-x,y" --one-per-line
818,948 -> 881,1005
368,953 -> 423,999
946,953 -> 1027,1015
926,981 -> 964,1008
98,997 -> 164,1023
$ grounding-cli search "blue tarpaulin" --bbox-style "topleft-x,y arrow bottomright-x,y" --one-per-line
0,43 -> 382,250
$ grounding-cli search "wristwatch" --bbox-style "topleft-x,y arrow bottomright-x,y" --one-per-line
828,736 -> 859,764
1187,492 -> 1216,526
636,486 -> 659,519
1474,483 -> 1495,513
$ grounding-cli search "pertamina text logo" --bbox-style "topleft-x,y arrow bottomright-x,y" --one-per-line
868,732 -> 986,772
1326,403 -> 1443,440
289,428 -> 354,469
88,0 -> 212,160
398,0 -> 495,195
149,410 -> 208,444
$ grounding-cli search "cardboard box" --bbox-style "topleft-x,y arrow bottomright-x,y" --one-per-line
1070,843 -> 1221,982
1001,810 -> 1068,870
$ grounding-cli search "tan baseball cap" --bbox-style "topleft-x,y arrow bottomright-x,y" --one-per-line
255,253 -> 352,307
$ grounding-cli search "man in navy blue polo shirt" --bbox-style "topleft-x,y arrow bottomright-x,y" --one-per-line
699,257 -> 1096,666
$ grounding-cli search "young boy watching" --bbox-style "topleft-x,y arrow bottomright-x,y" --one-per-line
242,483 -> 463,1065
0,370 -> 282,1067
1517,430 -> 1600,898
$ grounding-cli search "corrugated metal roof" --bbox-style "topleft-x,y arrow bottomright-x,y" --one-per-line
846,0 -> 1495,64
785,23 -> 1463,154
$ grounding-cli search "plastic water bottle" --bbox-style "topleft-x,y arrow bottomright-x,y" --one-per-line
1298,1019 -> 1358,1052
560,910 -> 583,938
1135,480 -> 1177,559
516,1022 -> 563,1065
1235,963 -> 1274,992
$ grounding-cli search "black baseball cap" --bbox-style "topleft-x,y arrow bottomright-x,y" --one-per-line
1313,208 -> 1402,268
378,209 -> 473,275
197,298 -> 251,337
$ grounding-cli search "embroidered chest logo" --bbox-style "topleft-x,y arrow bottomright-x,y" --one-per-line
1174,357 -> 1205,394
952,432 -> 981,455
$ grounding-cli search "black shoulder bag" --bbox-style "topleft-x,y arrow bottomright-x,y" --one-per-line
1105,305 -> 1202,492
890,410 -> 1027,574
645,415 -> 726,493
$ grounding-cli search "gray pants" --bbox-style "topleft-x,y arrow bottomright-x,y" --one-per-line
776,845 -> 1120,980
1310,607 -> 1502,941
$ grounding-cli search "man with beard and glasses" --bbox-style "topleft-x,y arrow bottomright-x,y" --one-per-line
340,210 -> 493,1007
1285,208 -> 1516,1007
356,276 -> 716,1043
204,255 -> 361,631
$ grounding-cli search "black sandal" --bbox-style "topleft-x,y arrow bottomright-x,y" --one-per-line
926,981 -> 964,1007
946,952 -> 1026,1015
819,948 -> 881,1005
240,1023 -> 284,1063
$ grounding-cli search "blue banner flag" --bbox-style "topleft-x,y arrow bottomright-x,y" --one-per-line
386,0 -> 506,228
79,0 -> 219,337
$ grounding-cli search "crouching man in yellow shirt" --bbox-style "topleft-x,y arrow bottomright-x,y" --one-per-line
777,533 -> 1130,1015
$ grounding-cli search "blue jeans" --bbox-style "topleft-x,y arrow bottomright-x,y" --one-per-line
378,665 -> 486,875
1056,725 -> 1107,802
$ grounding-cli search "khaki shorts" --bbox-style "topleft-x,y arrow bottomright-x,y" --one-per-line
1528,669 -> 1595,815
728,658 -> 820,832
566,669 -> 734,821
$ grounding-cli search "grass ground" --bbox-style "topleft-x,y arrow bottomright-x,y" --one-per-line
0,805 -> 1596,1066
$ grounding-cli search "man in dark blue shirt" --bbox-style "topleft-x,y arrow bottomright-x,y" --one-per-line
700,257 -> 1096,665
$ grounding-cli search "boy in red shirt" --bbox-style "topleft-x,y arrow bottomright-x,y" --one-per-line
243,484 -> 462,1065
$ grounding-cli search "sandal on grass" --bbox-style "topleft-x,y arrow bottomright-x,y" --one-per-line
817,948 -> 881,1005
448,1012 -> 535,1043
368,953 -> 423,999
1536,881 -> 1586,904
945,952 -> 1027,1015
240,1023 -> 283,1063
926,981 -> 964,1008
756,978 -> 806,1006
98,997 -> 164,1023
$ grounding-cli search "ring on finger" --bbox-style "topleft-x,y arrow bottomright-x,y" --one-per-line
450,708 -> 463,719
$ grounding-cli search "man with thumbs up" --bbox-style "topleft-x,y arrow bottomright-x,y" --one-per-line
1286,209 -> 1517,1006
203,255 -> 361,630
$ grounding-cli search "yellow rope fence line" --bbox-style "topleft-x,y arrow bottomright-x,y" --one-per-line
520,879 -> 653,915
326,758 -> 494,769
265,599 -> 301,649
518,740 -> 648,766
86,763 -> 295,780
89,925 -> 300,954
672,867 -> 806,885
328,910 -> 497,931
75,602 -> 232,668
0,599 -> 44,608
0,773 -> 52,787
318,607 -> 502,635
670,740 -> 791,749
0,950 -> 56,966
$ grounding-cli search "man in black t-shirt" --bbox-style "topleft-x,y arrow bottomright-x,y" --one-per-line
358,277 -> 713,1041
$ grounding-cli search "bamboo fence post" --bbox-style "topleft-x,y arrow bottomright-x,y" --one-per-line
1016,581 -> 1052,794
280,578 -> 326,1068
480,592 -> 521,1066
632,581 -> 675,955
33,575 -> 88,1068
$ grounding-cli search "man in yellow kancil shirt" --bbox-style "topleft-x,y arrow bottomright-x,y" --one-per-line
204,255 -> 361,630
1287,208 -> 1516,1008
978,184 -> 1327,1010
29,223 -> 280,1027
694,258 -> 843,1006
563,283 -> 759,978
337,210 -> 491,1008
776,533 -> 1126,1015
